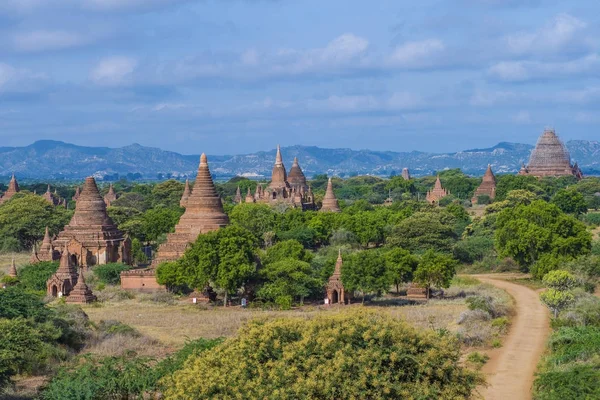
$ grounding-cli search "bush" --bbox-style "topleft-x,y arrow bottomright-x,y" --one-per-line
0,287 -> 50,322
581,212 -> 600,226
466,295 -> 509,318
17,261 -> 59,292
163,310 -> 482,399
92,263 -> 131,285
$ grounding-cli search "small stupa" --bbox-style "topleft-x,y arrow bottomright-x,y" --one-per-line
152,153 -> 229,265
180,179 -> 191,208
8,259 -> 18,278
245,187 -> 255,203
65,268 -> 96,304
472,165 -> 497,204
72,186 -> 81,202
234,186 -> 242,204
326,250 -> 346,304
103,184 -> 118,207
426,176 -> 449,204
402,168 -> 411,180
46,250 -> 79,297
42,185 -> 59,206
0,174 -> 20,204
320,178 -> 341,212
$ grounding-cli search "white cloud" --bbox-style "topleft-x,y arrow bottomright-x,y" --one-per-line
487,53 -> 600,82
12,30 -> 87,52
90,56 -> 137,86
0,63 -> 47,93
388,39 -> 445,68
470,90 -> 518,106
505,14 -> 589,56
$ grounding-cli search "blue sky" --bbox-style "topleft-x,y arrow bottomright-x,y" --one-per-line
1,0 -> 599,155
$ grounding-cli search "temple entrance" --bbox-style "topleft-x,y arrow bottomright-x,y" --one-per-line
70,254 -> 78,267
272,192 -> 277,199
331,290 -> 338,304
51,285 -> 58,297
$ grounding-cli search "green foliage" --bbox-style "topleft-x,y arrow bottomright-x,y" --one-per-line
540,289 -> 575,318
140,207 -> 183,243
476,195 -> 491,205
542,270 -> 577,291
551,189 -> 588,215
0,286 -> 50,322
582,212 -> 600,226
257,259 -> 319,307
17,261 -> 59,292
229,203 -> 277,244
342,250 -> 390,302
163,310 -> 482,399
453,235 -> 494,264
131,238 -> 148,265
384,248 -> 418,293
93,263 -> 131,285
495,200 -> 591,269
0,194 -> 72,251
413,250 -> 457,296
495,175 -> 543,201
388,211 -> 458,253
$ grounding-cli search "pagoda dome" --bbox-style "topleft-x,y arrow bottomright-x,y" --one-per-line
288,157 -> 307,188
528,129 -> 571,169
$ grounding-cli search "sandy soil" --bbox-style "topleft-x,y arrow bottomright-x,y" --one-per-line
476,275 -> 550,400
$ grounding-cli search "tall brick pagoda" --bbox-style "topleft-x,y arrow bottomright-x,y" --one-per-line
180,179 -> 191,207
37,177 -> 131,267
320,178 -> 341,213
326,250 -> 346,304
103,184 -> 118,207
519,128 -> 583,179
0,174 -> 20,204
472,165 -> 496,204
151,153 -> 229,265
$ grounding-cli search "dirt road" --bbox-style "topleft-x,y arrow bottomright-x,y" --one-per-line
476,275 -> 550,400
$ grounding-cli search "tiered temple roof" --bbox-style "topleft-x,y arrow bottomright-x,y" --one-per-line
45,177 -> 130,266
0,174 -> 20,204
326,250 -> 346,304
320,178 -> 341,213
288,157 -> 308,191
104,184 -> 118,207
472,165 -> 496,204
65,268 -> 96,304
43,185 -> 59,206
152,154 -> 229,265
519,129 -> 583,179
426,176 -> 449,204
46,250 -> 79,297
269,145 -> 290,191
180,179 -> 191,207
234,186 -> 242,204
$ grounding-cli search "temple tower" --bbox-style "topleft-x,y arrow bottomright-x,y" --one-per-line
0,174 -> 20,204
104,184 -> 118,207
326,250 -> 346,305
72,186 -> 81,202
43,185 -> 59,206
288,157 -> 308,192
472,165 -> 496,204
31,226 -> 59,263
519,128 -> 582,179
426,176 -> 449,204
65,268 -> 96,304
234,186 -> 242,204
46,250 -> 79,297
180,179 -> 191,208
245,187 -> 255,203
8,259 -> 17,278
320,178 -> 341,213
152,153 -> 229,265
402,168 -> 411,180
51,177 -> 131,267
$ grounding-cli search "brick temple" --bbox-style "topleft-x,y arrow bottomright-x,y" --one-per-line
326,250 -> 346,304
426,176 -> 449,204
34,177 -> 131,267
320,178 -> 341,212
0,174 -> 20,204
472,165 -> 496,204
519,129 -> 583,179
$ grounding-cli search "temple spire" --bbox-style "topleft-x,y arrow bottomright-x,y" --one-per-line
8,258 -> 17,278
320,178 -> 341,213
275,145 -> 283,166
180,179 -> 191,208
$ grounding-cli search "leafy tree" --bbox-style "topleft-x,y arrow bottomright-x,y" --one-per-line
342,250 -> 389,303
0,194 -> 72,251
388,211 -> 457,253
106,206 -> 142,227
551,189 -> 588,215
413,250 -> 457,298
540,289 -> 575,318
495,200 -> 591,269
261,240 -> 313,265
495,175 -> 544,201
257,259 -> 319,307
162,310 -> 482,399
0,287 -> 50,322
453,236 -> 495,264
542,270 -> 577,291
140,207 -> 183,243
229,203 -> 277,245
17,261 -> 59,292
151,180 -> 185,208
476,195 -> 491,205
385,248 -> 418,293
111,192 -> 148,212
0,318 -> 47,387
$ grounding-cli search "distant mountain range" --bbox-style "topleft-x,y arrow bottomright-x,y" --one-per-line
1,139 -> 599,181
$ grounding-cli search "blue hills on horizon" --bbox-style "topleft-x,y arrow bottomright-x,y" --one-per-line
0,139 -> 599,180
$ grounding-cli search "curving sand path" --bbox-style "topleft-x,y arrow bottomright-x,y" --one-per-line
476,275 -> 550,400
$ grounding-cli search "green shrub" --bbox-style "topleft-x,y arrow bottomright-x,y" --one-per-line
163,310 -> 483,399
534,361 -> 600,400
466,351 -> 489,367
98,320 -> 139,337
92,263 -> 131,285
0,287 -> 50,322
582,212 -> 600,226
466,295 -> 508,318
17,261 -> 59,292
